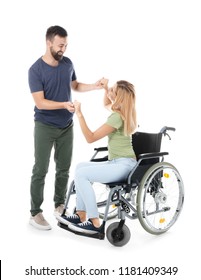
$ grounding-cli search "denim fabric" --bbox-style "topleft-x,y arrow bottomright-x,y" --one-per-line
74,158 -> 137,218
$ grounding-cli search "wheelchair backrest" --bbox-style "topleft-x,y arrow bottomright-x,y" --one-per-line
128,132 -> 163,183
132,131 -> 162,162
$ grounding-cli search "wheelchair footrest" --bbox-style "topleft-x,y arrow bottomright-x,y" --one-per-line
57,222 -> 105,240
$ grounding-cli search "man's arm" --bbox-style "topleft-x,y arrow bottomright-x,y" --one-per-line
32,91 -> 75,112
71,79 -> 103,92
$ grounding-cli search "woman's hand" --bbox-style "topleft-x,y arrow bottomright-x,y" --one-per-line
100,78 -> 109,90
73,100 -> 82,117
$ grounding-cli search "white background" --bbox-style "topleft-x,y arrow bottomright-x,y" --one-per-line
0,0 -> 200,279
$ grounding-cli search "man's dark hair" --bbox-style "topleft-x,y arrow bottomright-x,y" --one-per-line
46,25 -> 68,41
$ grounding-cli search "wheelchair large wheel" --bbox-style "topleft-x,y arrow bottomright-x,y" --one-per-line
93,183 -> 118,220
137,162 -> 184,235
106,222 -> 131,247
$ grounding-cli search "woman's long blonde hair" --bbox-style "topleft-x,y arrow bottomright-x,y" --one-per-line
111,80 -> 137,136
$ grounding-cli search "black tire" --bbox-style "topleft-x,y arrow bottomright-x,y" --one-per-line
106,222 -> 131,247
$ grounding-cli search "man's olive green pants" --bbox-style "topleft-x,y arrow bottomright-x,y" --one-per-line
30,121 -> 73,216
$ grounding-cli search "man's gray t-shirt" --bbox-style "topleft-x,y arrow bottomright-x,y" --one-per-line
28,56 -> 77,128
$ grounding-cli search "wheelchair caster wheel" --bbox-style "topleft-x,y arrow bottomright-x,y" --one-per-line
106,222 -> 131,247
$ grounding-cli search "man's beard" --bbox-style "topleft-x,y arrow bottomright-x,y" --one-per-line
50,47 -> 63,61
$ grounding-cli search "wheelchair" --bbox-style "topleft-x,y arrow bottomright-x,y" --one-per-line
57,126 -> 184,247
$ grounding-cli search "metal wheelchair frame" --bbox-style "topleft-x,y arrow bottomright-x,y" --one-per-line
57,126 -> 184,246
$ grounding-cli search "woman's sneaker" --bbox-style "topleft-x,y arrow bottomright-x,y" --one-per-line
68,219 -> 101,234
56,213 -> 81,226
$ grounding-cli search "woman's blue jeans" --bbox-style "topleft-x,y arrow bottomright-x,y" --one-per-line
74,158 -> 137,219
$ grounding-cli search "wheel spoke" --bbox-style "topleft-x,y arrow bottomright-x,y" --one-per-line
137,162 -> 184,234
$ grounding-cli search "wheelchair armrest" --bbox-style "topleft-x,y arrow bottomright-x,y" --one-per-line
91,156 -> 108,162
90,146 -> 108,161
138,152 -> 168,160
127,152 -> 169,184
94,147 -> 108,152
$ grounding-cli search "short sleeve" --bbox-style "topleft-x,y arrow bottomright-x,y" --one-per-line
71,69 -> 77,81
106,112 -> 123,129
28,67 -> 43,93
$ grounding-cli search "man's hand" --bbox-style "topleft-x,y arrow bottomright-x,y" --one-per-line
93,78 -> 105,90
64,101 -> 75,112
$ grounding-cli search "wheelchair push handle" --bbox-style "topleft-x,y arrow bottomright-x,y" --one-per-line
160,126 -> 176,133
160,126 -> 176,140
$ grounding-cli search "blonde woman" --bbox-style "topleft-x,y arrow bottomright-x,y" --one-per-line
58,79 -> 137,234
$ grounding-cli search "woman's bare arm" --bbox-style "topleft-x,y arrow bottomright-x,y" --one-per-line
74,100 -> 115,143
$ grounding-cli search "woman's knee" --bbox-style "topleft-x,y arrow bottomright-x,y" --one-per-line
74,163 -> 88,181
75,162 -> 86,171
